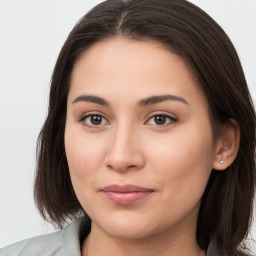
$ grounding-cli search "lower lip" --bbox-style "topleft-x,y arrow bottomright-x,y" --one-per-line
102,191 -> 153,205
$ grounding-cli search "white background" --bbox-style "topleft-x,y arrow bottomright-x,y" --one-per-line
0,0 -> 255,250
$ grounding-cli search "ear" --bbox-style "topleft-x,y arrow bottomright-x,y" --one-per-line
212,119 -> 240,171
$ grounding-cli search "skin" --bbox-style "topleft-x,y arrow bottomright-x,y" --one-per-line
65,38 -> 239,256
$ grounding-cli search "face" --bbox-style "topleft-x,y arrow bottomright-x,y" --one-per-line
65,39 -> 218,240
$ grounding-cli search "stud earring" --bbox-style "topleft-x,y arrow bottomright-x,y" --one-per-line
220,160 -> 224,164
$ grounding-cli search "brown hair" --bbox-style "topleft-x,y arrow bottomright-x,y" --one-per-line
34,0 -> 256,255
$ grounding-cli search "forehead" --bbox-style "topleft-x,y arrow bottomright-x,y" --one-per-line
68,38 -> 207,108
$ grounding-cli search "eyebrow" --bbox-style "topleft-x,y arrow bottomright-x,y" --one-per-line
72,94 -> 188,106
138,94 -> 188,106
72,95 -> 109,106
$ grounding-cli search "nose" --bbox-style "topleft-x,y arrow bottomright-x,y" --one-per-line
104,123 -> 145,172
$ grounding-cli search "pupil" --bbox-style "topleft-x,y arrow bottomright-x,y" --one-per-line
91,115 -> 102,125
155,115 -> 166,125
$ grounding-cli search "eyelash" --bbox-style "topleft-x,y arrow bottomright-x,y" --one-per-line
79,113 -> 178,128
146,114 -> 178,127
79,114 -> 109,127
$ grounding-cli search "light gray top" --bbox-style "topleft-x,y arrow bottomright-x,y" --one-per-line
0,219 -> 217,256
0,219 -> 82,256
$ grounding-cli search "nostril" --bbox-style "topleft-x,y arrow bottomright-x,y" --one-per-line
128,165 -> 137,169
104,142 -> 145,172
106,163 -> 139,172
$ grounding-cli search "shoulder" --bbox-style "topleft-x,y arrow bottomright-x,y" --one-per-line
0,231 -> 62,256
0,219 -> 83,256
207,240 -> 218,256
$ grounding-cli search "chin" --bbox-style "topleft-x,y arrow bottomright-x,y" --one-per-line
102,222 -> 157,240
91,211 -> 166,240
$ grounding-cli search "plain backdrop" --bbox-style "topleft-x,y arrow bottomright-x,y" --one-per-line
0,0 -> 255,250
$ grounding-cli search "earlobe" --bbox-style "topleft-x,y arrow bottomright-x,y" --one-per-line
212,119 -> 240,171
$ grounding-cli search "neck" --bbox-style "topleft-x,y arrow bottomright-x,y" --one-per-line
82,222 -> 206,256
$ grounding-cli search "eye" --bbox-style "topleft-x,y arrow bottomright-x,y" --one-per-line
146,114 -> 177,126
80,114 -> 109,127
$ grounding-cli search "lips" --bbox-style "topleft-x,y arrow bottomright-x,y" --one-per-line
100,184 -> 154,205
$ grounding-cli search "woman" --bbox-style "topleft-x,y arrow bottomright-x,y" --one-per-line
1,0 -> 255,255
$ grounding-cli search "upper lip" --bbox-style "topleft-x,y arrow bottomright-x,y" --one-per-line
101,184 -> 154,193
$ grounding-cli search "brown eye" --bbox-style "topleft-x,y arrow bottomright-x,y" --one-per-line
147,114 -> 177,126
90,115 -> 103,125
81,114 -> 108,127
154,115 -> 167,125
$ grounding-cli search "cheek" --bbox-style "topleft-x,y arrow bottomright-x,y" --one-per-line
64,124 -> 106,206
64,128 -> 106,217
147,122 -> 215,200
149,132 -> 213,169
65,125 -> 105,176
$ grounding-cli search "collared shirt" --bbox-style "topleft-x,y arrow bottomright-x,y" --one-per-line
0,219 -> 217,256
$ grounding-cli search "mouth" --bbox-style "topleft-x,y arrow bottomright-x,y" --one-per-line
100,184 -> 155,205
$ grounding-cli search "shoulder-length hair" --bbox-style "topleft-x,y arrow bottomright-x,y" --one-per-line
34,0 -> 256,255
